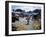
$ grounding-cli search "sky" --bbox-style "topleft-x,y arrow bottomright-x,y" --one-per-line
12,5 -> 41,12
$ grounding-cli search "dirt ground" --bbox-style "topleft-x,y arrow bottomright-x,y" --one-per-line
12,19 -> 41,31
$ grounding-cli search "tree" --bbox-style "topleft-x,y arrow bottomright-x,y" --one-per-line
33,9 -> 41,20
26,11 -> 32,25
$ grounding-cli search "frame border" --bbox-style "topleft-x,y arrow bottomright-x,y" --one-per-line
5,1 -> 45,36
